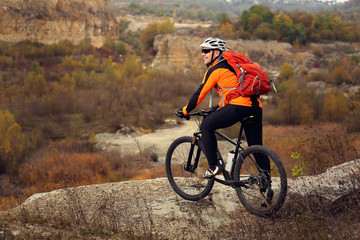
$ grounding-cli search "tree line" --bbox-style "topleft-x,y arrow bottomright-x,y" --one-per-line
119,3 -> 360,46
219,5 -> 360,45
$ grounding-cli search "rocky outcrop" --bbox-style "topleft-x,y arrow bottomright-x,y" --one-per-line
0,159 -> 358,239
152,34 -> 315,72
0,0 -> 118,47
289,160 -> 360,201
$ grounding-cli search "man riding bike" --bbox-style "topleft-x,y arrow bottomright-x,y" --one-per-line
177,37 -> 268,179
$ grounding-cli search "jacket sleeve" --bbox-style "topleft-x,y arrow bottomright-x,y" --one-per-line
183,69 -> 219,115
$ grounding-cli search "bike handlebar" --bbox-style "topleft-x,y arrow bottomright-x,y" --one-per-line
174,108 -> 215,119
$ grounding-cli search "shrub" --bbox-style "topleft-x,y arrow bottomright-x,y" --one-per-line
254,24 -> 277,40
311,45 -> 324,57
16,139 -> 164,195
0,74 -> 3,91
307,70 -> 328,82
72,69 -> 90,89
139,18 -> 175,53
279,63 -> 295,81
351,66 -> 360,84
157,18 -> 175,35
322,90 -> 349,122
0,56 -> 13,68
0,110 -> 25,175
102,38 -> 127,55
272,80 -> 313,125
60,56 -> 83,71
78,38 -> 94,54
51,39 -> 74,56
329,65 -> 352,84
23,71 -> 48,97
239,30 -> 251,40
346,103 -> 360,132
139,22 -> 158,53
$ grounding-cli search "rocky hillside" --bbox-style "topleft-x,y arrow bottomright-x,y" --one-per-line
0,0 -> 118,47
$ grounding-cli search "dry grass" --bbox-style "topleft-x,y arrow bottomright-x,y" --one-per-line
264,122 -> 360,177
1,122 -> 359,211
1,122 -> 359,212
0,139 -> 166,211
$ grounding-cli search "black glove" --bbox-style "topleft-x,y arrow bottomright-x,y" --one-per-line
175,108 -> 190,120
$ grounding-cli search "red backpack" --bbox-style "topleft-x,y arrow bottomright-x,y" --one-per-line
223,51 -> 273,102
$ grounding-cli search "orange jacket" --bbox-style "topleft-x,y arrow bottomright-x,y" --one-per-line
183,57 -> 262,115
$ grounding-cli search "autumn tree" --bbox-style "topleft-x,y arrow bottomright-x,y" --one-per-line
219,22 -> 233,38
322,90 -> 349,122
275,80 -> 313,125
329,62 -> 352,84
157,18 -> 176,35
140,19 -> 175,53
0,110 -> 25,175
23,61 -> 48,97
279,63 -> 295,81
254,23 -> 277,40
273,13 -> 294,41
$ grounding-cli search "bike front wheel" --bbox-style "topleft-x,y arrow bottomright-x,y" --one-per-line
234,145 -> 287,217
165,136 -> 214,201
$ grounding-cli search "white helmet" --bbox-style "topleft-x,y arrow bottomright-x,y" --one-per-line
200,37 -> 227,52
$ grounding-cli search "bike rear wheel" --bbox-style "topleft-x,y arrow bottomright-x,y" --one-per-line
234,145 -> 287,217
165,136 -> 214,201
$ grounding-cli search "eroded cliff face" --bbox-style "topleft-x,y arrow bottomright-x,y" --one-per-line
0,0 -> 117,47
152,34 -> 315,72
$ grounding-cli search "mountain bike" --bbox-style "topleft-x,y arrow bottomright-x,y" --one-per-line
165,108 -> 287,217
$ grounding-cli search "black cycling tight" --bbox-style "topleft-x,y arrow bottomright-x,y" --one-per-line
200,104 -> 270,171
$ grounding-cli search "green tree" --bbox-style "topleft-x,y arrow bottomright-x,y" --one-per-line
220,13 -> 231,25
240,10 -> 251,31
273,13 -> 293,41
288,23 -> 307,45
254,23 -> 277,40
248,14 -> 263,33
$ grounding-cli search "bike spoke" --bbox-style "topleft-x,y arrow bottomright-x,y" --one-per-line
234,145 -> 287,217
166,137 -> 214,201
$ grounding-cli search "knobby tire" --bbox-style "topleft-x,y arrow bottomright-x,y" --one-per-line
234,145 -> 287,217
165,136 -> 214,201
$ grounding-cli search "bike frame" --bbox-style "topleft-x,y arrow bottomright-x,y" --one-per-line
191,116 -> 254,188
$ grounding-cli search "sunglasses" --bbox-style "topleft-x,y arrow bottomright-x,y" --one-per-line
201,48 -> 213,54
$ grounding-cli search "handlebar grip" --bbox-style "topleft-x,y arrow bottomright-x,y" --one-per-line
174,112 -> 190,120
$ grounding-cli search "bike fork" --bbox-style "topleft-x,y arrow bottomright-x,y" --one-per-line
184,136 -> 201,172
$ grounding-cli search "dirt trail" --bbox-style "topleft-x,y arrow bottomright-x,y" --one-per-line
95,120 -> 234,163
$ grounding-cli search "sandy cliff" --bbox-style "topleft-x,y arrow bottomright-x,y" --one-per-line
0,0 -> 117,47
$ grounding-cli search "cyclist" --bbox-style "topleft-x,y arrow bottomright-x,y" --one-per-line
177,37 -> 268,179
